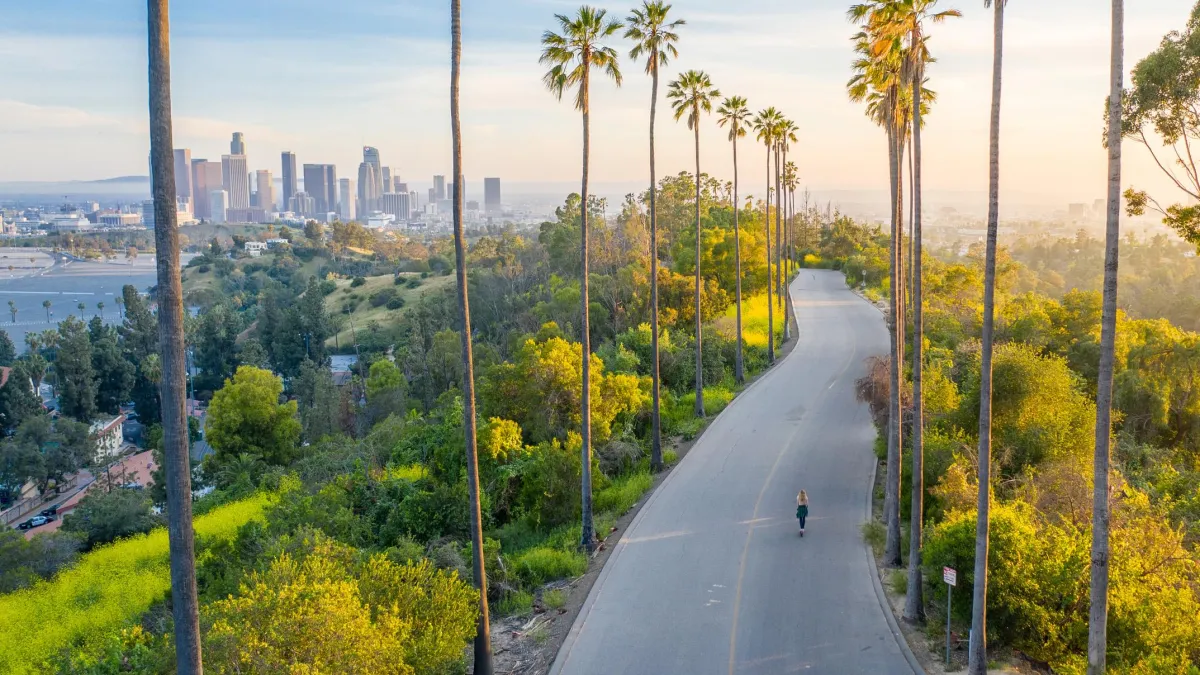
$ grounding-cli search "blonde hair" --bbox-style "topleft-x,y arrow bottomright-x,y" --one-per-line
798,490 -> 808,505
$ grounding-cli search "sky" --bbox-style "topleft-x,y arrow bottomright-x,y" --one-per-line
0,0 -> 1194,210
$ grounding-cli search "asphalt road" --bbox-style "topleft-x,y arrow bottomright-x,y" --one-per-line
551,269 -> 910,675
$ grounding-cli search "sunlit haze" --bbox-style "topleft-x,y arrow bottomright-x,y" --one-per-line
0,0 -> 1190,212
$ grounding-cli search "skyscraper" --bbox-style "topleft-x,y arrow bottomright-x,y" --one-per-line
382,167 -> 392,193
256,170 -> 274,212
338,178 -> 356,221
433,175 -> 446,202
395,181 -> 408,194
448,182 -> 455,201
221,154 -> 250,209
281,151 -> 297,212
303,164 -> 337,215
173,149 -> 193,208
485,177 -> 501,213
428,187 -> 436,205
381,192 -> 411,221
210,190 -> 228,224
231,132 -> 245,155
290,192 -> 315,216
358,162 -> 381,214
191,159 -> 222,219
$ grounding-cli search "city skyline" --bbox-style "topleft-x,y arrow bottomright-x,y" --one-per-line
0,0 -> 1192,206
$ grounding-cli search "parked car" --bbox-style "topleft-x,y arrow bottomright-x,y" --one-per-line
40,504 -> 61,517
18,515 -> 55,530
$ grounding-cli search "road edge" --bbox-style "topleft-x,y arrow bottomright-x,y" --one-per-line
547,280 -> 806,675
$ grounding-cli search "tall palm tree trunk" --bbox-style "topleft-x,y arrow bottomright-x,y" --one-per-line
579,63 -> 597,553
733,133 -> 745,384
1089,2 -> 1123,672
693,116 -> 705,417
780,144 -> 791,342
146,2 -> 202,672
904,60 -> 926,623
451,4 -> 493,671
969,2 -> 1005,672
884,125 -> 904,569
765,148 -> 774,364
776,146 -> 786,342
649,62 -> 664,471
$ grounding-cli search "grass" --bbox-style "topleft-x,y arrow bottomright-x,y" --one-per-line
862,521 -> 886,557
542,589 -> 567,611
594,471 -> 653,515
510,547 -> 587,587
0,493 -> 270,674
325,272 -> 454,348
529,624 -> 551,645
888,569 -> 908,596
663,450 -> 679,465
495,590 -> 533,617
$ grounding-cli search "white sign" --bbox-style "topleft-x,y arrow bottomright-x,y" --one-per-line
943,567 -> 957,586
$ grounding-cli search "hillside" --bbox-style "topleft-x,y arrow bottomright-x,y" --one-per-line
324,272 -> 454,348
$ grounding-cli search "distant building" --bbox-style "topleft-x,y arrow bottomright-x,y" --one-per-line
382,192 -> 411,221
209,190 -> 229,224
91,415 -> 127,460
265,238 -> 289,249
50,215 -> 91,233
244,241 -> 268,257
485,177 -> 501,213
256,170 -> 274,212
358,162 -> 381,214
366,213 -> 395,229
303,164 -> 337,215
173,148 -> 193,208
467,200 -> 480,212
230,132 -> 246,155
221,154 -> 250,209
191,159 -> 222,219
290,191 -> 315,216
382,167 -> 392,193
434,175 -> 446,202
98,213 -> 141,227
395,181 -> 408,194
338,178 -> 356,221
428,187 -> 436,205
1068,203 -> 1089,219
281,151 -> 297,212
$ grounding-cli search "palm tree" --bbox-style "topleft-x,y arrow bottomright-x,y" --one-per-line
625,0 -> 683,472
8,300 -> 15,324
668,70 -> 720,418
752,107 -> 782,363
784,160 -> 799,279
147,1 -> 203,671
848,2 -> 909,569
777,119 -> 798,342
116,295 -> 125,319
42,299 -> 51,323
1090,2 -> 1123,672
97,301 -> 105,319
451,2 -> 493,671
540,5 -> 623,553
76,302 -> 85,317
968,1 -> 1007,672
718,95 -> 751,384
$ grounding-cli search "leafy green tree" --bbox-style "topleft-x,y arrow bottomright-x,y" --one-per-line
366,359 -> 407,425
0,362 -> 43,434
626,0 -> 684,472
55,316 -> 98,421
540,4 -> 624,552
88,318 -> 134,416
119,285 -> 161,425
752,107 -> 782,364
206,366 -> 301,470
0,528 -> 83,593
668,69 -> 720,417
717,95 -> 751,386
0,438 -> 42,505
61,486 -> 157,549
295,360 -> 340,444
193,302 -> 241,394
0,331 -> 14,367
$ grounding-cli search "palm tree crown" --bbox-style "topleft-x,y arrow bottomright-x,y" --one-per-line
668,70 -> 721,129
540,7 -> 623,110
717,95 -> 751,141
625,1 -> 684,74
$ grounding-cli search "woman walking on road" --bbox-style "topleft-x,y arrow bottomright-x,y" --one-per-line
796,490 -> 809,536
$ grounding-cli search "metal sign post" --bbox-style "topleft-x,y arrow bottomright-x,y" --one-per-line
943,566 -> 957,665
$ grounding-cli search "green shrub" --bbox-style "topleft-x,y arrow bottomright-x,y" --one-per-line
594,471 -> 652,515
663,450 -> 678,465
350,276 -> 366,288
887,569 -> 906,595
496,590 -> 533,617
511,547 -> 587,586
386,297 -> 405,310
861,521 -> 885,556
543,588 -> 567,610
369,287 -> 397,308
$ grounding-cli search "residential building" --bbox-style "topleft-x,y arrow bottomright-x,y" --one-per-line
485,177 -> 501,213
303,164 -> 337,215
230,132 -> 245,155
282,151 -> 297,211
91,415 -> 127,460
338,178 -> 356,221
434,175 -> 446,201
191,159 -> 222,219
210,190 -> 228,224
173,149 -> 192,208
244,241 -> 268,257
256,170 -> 274,212
221,154 -> 250,209
381,192 -> 411,221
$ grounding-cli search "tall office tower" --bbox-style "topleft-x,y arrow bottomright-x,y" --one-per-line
256,170 -> 274,212
290,192 -> 315,216
338,178 -> 357,220
191,159 -> 218,219
382,167 -> 392,192
210,190 -> 229,224
173,149 -> 193,207
381,192 -> 411,220
221,154 -> 250,209
358,162 -> 381,213
448,182 -> 455,201
231,132 -> 246,155
302,164 -> 337,214
433,175 -> 446,201
281,151 -> 297,210
394,181 -> 408,194
428,188 -> 436,205
409,191 -> 419,211
485,177 -> 501,213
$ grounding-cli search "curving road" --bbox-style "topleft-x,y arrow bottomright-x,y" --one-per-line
550,269 -> 913,675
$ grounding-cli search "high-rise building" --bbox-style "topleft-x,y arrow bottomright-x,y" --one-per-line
485,177 -> 501,213
394,181 -> 408,194
281,151 -> 297,211
382,167 -> 392,193
303,164 -> 337,215
358,162 -> 380,214
428,188 -> 436,205
381,192 -> 411,221
338,178 -> 357,221
221,154 -> 250,209
448,182 -> 455,201
191,159 -> 222,219
433,175 -> 446,202
256,170 -> 274,212
231,132 -> 245,155
210,190 -> 229,224
290,192 -> 315,216
173,149 -> 193,207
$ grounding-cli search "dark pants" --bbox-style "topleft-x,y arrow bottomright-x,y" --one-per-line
798,515 -> 807,529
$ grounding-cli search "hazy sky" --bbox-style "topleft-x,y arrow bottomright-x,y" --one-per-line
0,0 -> 1193,207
